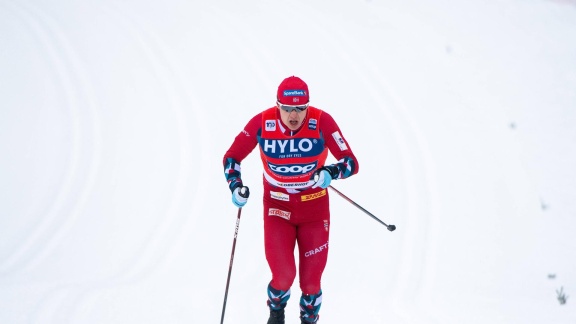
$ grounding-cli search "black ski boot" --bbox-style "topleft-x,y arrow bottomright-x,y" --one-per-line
267,283 -> 290,324
267,308 -> 285,324
300,317 -> 317,324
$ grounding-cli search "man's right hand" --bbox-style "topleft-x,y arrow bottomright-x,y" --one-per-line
232,186 -> 250,208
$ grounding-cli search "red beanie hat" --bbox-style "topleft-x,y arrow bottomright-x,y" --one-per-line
277,76 -> 309,105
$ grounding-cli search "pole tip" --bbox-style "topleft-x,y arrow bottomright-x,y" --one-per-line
387,225 -> 396,231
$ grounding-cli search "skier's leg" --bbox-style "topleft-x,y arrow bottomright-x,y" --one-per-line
264,213 -> 297,291
297,218 -> 330,295
295,219 -> 328,323
296,192 -> 330,322
264,202 -> 298,324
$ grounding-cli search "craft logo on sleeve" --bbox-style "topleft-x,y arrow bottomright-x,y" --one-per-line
268,208 -> 291,220
331,131 -> 348,151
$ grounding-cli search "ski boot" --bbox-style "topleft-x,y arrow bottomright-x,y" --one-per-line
267,308 -> 285,324
299,289 -> 322,323
267,283 -> 290,324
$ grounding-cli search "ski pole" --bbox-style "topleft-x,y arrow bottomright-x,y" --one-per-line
328,185 -> 396,231
220,186 -> 249,324
220,207 -> 242,324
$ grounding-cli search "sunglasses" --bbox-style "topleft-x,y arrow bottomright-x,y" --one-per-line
277,102 -> 309,113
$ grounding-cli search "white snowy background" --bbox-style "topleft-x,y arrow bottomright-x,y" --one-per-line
1,0 -> 575,323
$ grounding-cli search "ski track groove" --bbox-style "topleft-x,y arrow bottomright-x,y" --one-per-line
0,1 -> 102,278
0,1 -> 206,322
0,2 -> 104,323
0,1 -> 82,277
0,2 -> 106,323
57,3 -> 209,323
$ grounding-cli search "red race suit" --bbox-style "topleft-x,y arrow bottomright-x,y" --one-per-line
223,106 -> 359,294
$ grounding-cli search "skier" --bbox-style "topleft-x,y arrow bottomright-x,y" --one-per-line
223,76 -> 359,324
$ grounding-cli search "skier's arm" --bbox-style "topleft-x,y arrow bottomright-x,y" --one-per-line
223,113 -> 261,192
319,112 -> 359,180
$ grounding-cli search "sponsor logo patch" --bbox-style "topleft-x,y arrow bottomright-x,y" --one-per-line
283,89 -> 306,97
301,189 -> 327,201
268,161 -> 317,176
262,138 -> 314,154
265,120 -> 276,131
308,118 -> 317,130
268,208 -> 291,220
260,138 -> 323,158
270,191 -> 290,201
332,131 -> 348,151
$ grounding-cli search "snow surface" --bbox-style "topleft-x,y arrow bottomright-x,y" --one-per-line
1,0 -> 576,323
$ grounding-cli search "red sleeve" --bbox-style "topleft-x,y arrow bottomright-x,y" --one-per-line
223,113 -> 261,165
319,111 -> 359,177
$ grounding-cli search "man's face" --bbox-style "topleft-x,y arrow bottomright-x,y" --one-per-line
277,103 -> 308,131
